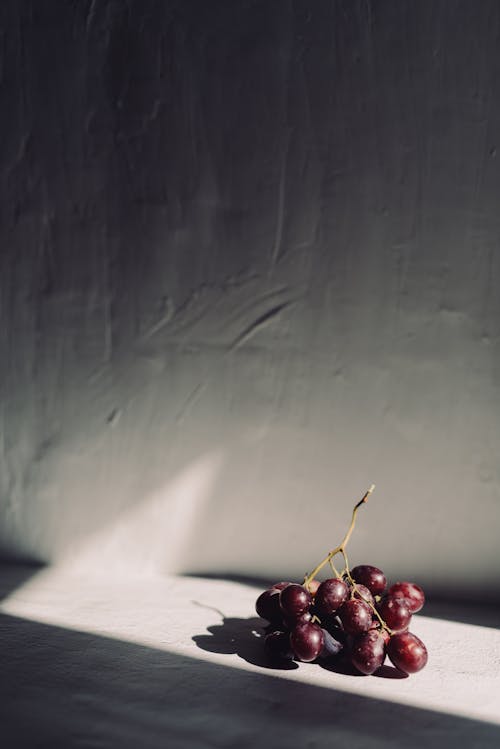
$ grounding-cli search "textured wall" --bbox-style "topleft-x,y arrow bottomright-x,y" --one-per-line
1,1 -> 499,596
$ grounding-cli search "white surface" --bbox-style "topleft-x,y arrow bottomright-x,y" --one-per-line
1,567 -> 499,748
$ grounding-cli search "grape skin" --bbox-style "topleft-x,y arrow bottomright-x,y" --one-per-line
290,622 -> 324,662
319,627 -> 344,659
338,599 -> 372,635
387,582 -> 425,614
284,610 -> 312,629
352,583 -> 375,607
378,596 -> 411,632
308,579 -> 321,596
369,622 -> 390,646
273,582 -> 292,590
351,630 -> 386,675
315,579 -> 349,617
255,582 -> 292,622
255,588 -> 282,623
280,584 -> 312,617
387,631 -> 428,673
351,565 -> 387,596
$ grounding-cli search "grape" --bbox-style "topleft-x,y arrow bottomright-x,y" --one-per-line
351,565 -> 387,596
387,631 -> 428,673
352,583 -> 375,607
315,579 -> 349,617
255,588 -> 282,623
265,630 -> 294,660
369,622 -> 391,646
318,627 -> 344,659
290,622 -> 324,662
351,630 -> 386,674
387,582 -> 425,613
307,579 -> 321,596
378,596 -> 411,632
280,584 -> 312,617
252,487 -> 428,679
324,618 -> 349,644
380,629 -> 391,646
338,599 -> 372,634
284,610 -> 312,629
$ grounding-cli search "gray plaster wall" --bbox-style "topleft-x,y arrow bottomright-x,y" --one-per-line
1,1 -> 499,595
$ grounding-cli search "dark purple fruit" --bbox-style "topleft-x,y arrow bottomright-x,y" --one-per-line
290,622 -> 324,662
280,584 -> 312,617
255,589 -> 282,623
352,583 -> 375,607
315,579 -> 349,617
255,589 -> 281,622
351,630 -> 386,674
387,631 -> 428,673
387,582 -> 425,613
308,579 -> 321,596
378,596 -> 411,632
318,628 -> 344,659
284,610 -> 312,629
369,621 -> 391,646
338,599 -> 372,635
351,565 -> 387,596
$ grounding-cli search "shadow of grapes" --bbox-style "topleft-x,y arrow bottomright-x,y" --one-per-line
192,613 -> 299,670
317,657 -> 408,679
192,608 -> 408,679
372,664 -> 409,679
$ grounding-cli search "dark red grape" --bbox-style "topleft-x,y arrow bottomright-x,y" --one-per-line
280,584 -> 312,617
255,588 -> 282,623
387,582 -> 425,613
315,579 -> 349,617
352,583 -> 375,607
326,619 -> 348,642
284,610 -> 312,629
307,579 -> 321,596
368,622 -> 391,646
351,630 -> 386,674
272,581 -> 292,591
265,630 -> 294,660
378,596 -> 411,632
351,565 -> 387,596
290,622 -> 324,662
338,599 -> 372,634
387,631 -> 428,673
318,628 -> 344,659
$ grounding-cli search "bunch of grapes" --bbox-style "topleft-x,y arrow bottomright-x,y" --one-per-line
254,486 -> 428,676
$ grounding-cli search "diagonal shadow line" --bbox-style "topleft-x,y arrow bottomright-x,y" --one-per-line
0,611 -> 498,749
0,561 -> 45,602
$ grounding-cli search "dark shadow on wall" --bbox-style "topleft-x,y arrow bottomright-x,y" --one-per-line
0,612 -> 499,749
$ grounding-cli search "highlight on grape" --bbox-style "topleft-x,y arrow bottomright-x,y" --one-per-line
255,485 -> 428,676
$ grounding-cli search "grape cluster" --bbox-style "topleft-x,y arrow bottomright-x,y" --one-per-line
256,568 -> 428,675
253,486 -> 428,676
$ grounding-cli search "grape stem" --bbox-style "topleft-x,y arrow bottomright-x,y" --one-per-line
303,483 -> 394,634
303,484 -> 375,588
328,558 -> 341,578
